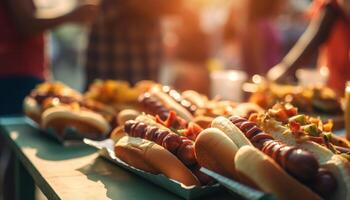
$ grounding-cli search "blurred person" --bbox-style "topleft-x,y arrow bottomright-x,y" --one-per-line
0,1 -> 99,199
0,0 -> 100,115
268,0 -> 350,95
224,0 -> 283,77
85,0 -> 182,87
166,8 -> 211,95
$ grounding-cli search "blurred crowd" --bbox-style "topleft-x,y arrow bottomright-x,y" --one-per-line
48,0 -> 308,92
0,1 -> 349,199
0,0 -> 350,116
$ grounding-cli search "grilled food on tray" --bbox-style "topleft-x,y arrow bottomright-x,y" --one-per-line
84,80 -> 156,112
24,82 -> 111,139
249,83 -> 342,114
194,104 -> 350,200
111,112 -> 214,186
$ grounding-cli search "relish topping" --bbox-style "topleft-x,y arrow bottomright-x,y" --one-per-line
258,102 -> 350,160
155,111 -> 202,140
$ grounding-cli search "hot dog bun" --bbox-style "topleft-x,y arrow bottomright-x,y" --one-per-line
115,136 -> 200,186
41,105 -> 110,139
117,109 -> 140,126
181,90 -> 207,108
258,118 -> 350,200
23,96 -> 41,124
235,146 -> 322,200
24,82 -> 83,124
194,128 -> 239,179
195,119 -> 323,199
211,116 -> 252,147
149,87 -> 193,121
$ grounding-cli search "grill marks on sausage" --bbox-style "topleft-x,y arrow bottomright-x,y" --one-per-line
162,86 -> 197,114
124,120 -> 215,185
138,93 -> 170,120
124,120 -> 196,166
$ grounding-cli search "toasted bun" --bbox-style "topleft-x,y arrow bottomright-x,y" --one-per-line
23,96 -> 41,124
235,146 -> 322,200
181,90 -> 207,108
117,109 -> 140,125
194,128 -> 239,179
115,136 -> 200,186
211,116 -> 252,148
259,118 -> 350,200
149,87 -> 193,121
42,106 -> 110,138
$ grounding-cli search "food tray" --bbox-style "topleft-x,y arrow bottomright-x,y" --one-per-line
84,138 -> 223,200
200,168 -> 276,200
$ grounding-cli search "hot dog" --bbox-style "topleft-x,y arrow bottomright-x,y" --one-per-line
41,103 -> 110,139
161,86 -> 197,114
181,90 -> 208,109
24,82 -> 112,139
235,146 -> 322,200
114,136 -> 200,186
138,86 -> 194,121
228,116 -> 337,198
253,103 -> 350,200
117,113 -> 213,185
23,82 -> 83,123
195,116 -> 339,199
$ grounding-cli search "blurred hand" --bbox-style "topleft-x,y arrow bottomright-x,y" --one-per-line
70,1 -> 101,24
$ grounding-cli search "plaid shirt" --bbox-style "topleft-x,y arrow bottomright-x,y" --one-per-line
86,4 -> 163,86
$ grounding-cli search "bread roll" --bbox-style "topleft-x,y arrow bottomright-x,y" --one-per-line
115,136 -> 200,186
42,105 -> 110,138
235,146 -> 322,200
117,109 -> 140,125
194,128 -> 239,179
211,116 -> 252,147
181,90 -> 207,108
23,96 -> 41,124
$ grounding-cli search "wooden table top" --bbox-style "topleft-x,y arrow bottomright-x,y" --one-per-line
0,116 -> 234,200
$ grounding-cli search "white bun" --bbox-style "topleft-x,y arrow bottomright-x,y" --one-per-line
211,116 -> 252,148
42,105 -> 110,137
194,128 -> 239,179
115,136 -> 200,186
235,146 -> 322,200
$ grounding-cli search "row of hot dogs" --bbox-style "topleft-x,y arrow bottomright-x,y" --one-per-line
23,80 -> 350,200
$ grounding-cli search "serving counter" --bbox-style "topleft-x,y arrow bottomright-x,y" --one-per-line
0,116 -> 235,200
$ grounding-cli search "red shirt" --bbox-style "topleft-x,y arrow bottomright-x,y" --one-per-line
0,2 -> 47,80
311,0 -> 350,94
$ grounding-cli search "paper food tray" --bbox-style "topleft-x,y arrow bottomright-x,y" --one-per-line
200,168 -> 277,200
84,138 -> 222,200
